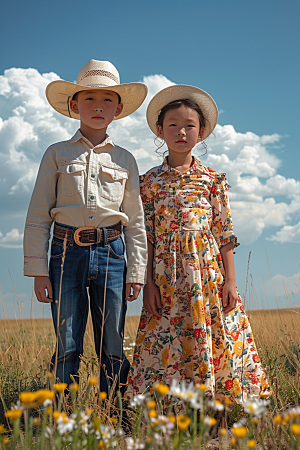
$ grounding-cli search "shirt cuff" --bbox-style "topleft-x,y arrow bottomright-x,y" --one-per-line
24,256 -> 49,277
126,265 -> 147,285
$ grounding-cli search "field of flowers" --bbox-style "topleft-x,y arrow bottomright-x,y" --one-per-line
0,302 -> 300,448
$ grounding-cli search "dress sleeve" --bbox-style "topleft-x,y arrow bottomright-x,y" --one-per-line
209,173 -> 239,250
139,173 -> 155,245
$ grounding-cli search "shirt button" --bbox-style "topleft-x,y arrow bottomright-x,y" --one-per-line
91,174 -> 95,179
90,196 -> 95,200
89,215 -> 94,220
93,149 -> 97,153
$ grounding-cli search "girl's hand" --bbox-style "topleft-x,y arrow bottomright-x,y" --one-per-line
222,280 -> 238,313
143,281 -> 162,316
126,283 -> 142,301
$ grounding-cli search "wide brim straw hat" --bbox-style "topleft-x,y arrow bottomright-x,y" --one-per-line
147,84 -> 218,140
46,59 -> 147,120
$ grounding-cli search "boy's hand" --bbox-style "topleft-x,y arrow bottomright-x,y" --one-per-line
34,276 -> 53,303
222,280 -> 238,313
125,283 -> 142,301
143,281 -> 162,317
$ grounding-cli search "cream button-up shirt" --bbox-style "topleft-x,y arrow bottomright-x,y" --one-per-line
23,130 -> 147,284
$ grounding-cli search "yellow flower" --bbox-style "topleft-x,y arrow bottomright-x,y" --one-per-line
53,411 -> 61,421
219,427 -> 227,436
69,383 -> 79,392
196,383 -> 207,392
177,415 -> 191,431
19,392 -> 36,406
232,426 -> 247,438
259,390 -> 271,399
291,423 -> 300,436
47,406 -> 52,415
168,414 -> 176,423
154,382 -> 170,396
33,417 -> 41,426
100,392 -> 107,401
247,439 -> 256,449
47,371 -> 53,378
273,414 -> 282,425
34,389 -> 54,404
147,437 -> 152,444
230,437 -> 236,446
152,418 -> 159,428
147,400 -> 156,409
89,377 -> 97,386
3,436 -> 9,445
97,441 -> 105,450
53,383 -> 68,393
0,424 -> 6,433
5,409 -> 22,420
85,408 -> 93,415
282,414 -> 290,426
110,417 -> 117,425
149,409 -> 157,418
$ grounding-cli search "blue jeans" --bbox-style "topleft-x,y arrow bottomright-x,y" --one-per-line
49,222 -> 129,395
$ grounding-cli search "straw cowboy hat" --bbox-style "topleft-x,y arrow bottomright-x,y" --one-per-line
147,84 -> 218,140
46,59 -> 148,120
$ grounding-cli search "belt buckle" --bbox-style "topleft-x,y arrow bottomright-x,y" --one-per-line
74,226 -> 97,246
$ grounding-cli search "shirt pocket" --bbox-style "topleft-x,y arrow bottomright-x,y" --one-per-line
100,163 -> 128,202
57,162 -> 86,197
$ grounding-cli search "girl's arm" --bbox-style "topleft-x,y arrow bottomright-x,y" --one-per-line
220,241 -> 239,313
143,241 -> 162,316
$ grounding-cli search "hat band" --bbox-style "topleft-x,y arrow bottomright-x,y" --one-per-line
78,70 -> 119,85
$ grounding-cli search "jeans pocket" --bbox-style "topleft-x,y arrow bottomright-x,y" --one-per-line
108,237 -> 125,259
50,239 -> 70,259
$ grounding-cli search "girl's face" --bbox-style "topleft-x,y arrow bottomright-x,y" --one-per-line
157,105 -> 204,157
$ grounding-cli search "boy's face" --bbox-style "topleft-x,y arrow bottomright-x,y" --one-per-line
70,89 -> 123,134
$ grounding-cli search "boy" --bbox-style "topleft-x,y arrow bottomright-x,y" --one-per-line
23,60 -> 148,394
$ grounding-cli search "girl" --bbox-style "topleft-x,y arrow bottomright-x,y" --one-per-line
126,85 -> 269,404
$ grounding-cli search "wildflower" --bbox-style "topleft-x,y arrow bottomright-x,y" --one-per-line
89,377 -> 97,385
219,427 -> 227,436
86,408 -> 93,415
33,417 -> 41,426
44,426 -> 53,439
259,390 -> 271,399
177,415 -> 191,431
35,389 -> 54,405
247,439 -> 256,448
230,437 -> 236,446
47,406 -> 52,415
204,416 -> 217,427
232,426 -> 247,438
273,414 -> 282,425
126,437 -> 145,449
100,391 -> 107,401
79,411 -> 91,434
5,409 -> 22,420
147,400 -> 156,409
282,414 -> 290,426
53,411 -> 62,421
291,423 -> 300,436
153,432 -> 163,445
287,407 -> 300,420
169,379 -> 198,401
19,392 -> 37,407
2,436 -> 9,446
69,382 -> 79,392
110,417 -> 117,425
242,397 -> 269,418
47,372 -> 53,378
57,415 -> 76,435
53,383 -> 68,393
130,394 -> 145,407
155,382 -> 170,396
97,442 -> 105,450
0,425 -> 6,433
208,399 -> 224,411
149,409 -> 157,418
197,383 -> 207,392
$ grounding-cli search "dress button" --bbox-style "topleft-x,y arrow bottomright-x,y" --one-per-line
89,215 -> 94,220
93,149 -> 97,153
90,196 -> 95,200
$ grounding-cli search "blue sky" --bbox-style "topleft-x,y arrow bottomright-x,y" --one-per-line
0,0 -> 299,318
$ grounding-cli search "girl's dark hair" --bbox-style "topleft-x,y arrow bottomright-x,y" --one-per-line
156,98 -> 207,130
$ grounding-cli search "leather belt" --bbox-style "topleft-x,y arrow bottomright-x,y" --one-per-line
53,222 -> 122,247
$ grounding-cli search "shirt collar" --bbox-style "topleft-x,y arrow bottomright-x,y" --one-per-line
159,155 -> 200,174
70,129 -> 115,148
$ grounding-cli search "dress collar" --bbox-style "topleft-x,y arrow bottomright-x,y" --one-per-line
160,155 -> 200,174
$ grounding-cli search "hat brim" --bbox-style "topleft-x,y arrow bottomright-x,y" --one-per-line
146,85 -> 218,140
46,80 -> 148,120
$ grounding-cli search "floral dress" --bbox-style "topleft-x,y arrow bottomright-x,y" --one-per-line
126,157 -> 269,403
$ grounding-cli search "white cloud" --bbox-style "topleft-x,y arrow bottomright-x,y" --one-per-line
268,221 -> 300,244
264,272 -> 300,302
0,67 -> 299,246
0,228 -> 23,248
